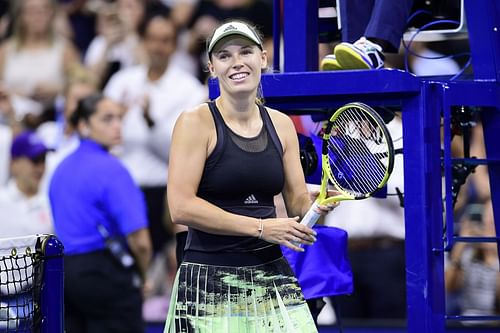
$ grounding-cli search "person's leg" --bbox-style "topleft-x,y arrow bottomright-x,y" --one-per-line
321,0 -> 374,70
175,230 -> 188,268
306,297 -> 326,325
334,0 -> 413,69
64,255 -> 90,333
142,186 -> 169,253
365,0 -> 415,52
85,300 -> 144,333
366,245 -> 406,318
64,252 -> 144,333
339,0 -> 375,43
64,302 -> 86,333
336,243 -> 406,319
85,258 -> 144,333
332,248 -> 370,318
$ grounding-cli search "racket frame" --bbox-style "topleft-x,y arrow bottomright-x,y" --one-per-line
300,102 -> 395,227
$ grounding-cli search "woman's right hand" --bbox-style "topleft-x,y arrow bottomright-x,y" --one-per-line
260,217 -> 317,252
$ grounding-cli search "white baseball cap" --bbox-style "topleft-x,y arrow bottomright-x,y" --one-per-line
207,21 -> 263,55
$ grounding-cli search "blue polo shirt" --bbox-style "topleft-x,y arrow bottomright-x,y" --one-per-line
49,139 -> 148,255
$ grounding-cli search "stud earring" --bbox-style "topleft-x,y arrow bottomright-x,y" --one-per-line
81,127 -> 90,137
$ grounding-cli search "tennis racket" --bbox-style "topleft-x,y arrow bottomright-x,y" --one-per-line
300,102 -> 395,228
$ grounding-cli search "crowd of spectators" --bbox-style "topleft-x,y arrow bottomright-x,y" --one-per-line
0,0 -> 274,325
0,0 -> 497,329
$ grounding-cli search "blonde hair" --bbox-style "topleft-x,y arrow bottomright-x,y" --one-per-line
64,65 -> 98,96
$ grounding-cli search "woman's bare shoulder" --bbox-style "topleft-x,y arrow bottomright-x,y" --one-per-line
174,102 -> 216,138
178,103 -> 211,125
264,106 -> 295,130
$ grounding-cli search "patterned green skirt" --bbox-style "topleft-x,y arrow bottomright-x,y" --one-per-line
163,255 -> 317,333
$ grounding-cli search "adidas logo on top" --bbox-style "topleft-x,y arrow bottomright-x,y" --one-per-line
244,194 -> 258,204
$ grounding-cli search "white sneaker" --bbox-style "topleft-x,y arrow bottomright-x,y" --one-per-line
334,37 -> 385,69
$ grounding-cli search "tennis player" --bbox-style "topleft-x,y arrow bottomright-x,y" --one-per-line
164,20 -> 336,332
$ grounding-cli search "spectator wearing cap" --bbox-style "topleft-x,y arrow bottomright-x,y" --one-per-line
0,130 -> 53,238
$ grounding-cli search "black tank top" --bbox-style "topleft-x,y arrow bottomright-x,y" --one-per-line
185,101 -> 285,253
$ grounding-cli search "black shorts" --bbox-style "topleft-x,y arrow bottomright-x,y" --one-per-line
63,250 -> 144,333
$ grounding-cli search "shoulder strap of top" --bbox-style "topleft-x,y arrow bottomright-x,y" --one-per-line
259,104 -> 283,155
205,100 -> 226,168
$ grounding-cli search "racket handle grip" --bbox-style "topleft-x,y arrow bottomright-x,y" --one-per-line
300,202 -> 321,228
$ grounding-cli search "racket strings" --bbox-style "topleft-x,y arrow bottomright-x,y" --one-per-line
331,124 -> 386,191
330,122 -> 386,186
343,108 -> 389,163
328,143 -> 382,195
327,108 -> 390,196
327,142 -> 384,195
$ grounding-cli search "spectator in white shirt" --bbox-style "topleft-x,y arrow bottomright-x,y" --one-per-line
84,0 -> 146,89
0,131 -> 53,238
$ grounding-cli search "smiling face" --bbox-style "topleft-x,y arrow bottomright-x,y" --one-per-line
209,36 -> 267,98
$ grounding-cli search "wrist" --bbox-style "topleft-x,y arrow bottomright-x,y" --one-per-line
256,219 -> 264,239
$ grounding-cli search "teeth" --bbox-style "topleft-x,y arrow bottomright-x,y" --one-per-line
230,73 -> 248,80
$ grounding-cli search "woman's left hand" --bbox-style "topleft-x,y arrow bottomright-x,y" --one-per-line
310,189 -> 341,214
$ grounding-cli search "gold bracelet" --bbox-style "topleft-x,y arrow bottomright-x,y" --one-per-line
258,219 -> 264,239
